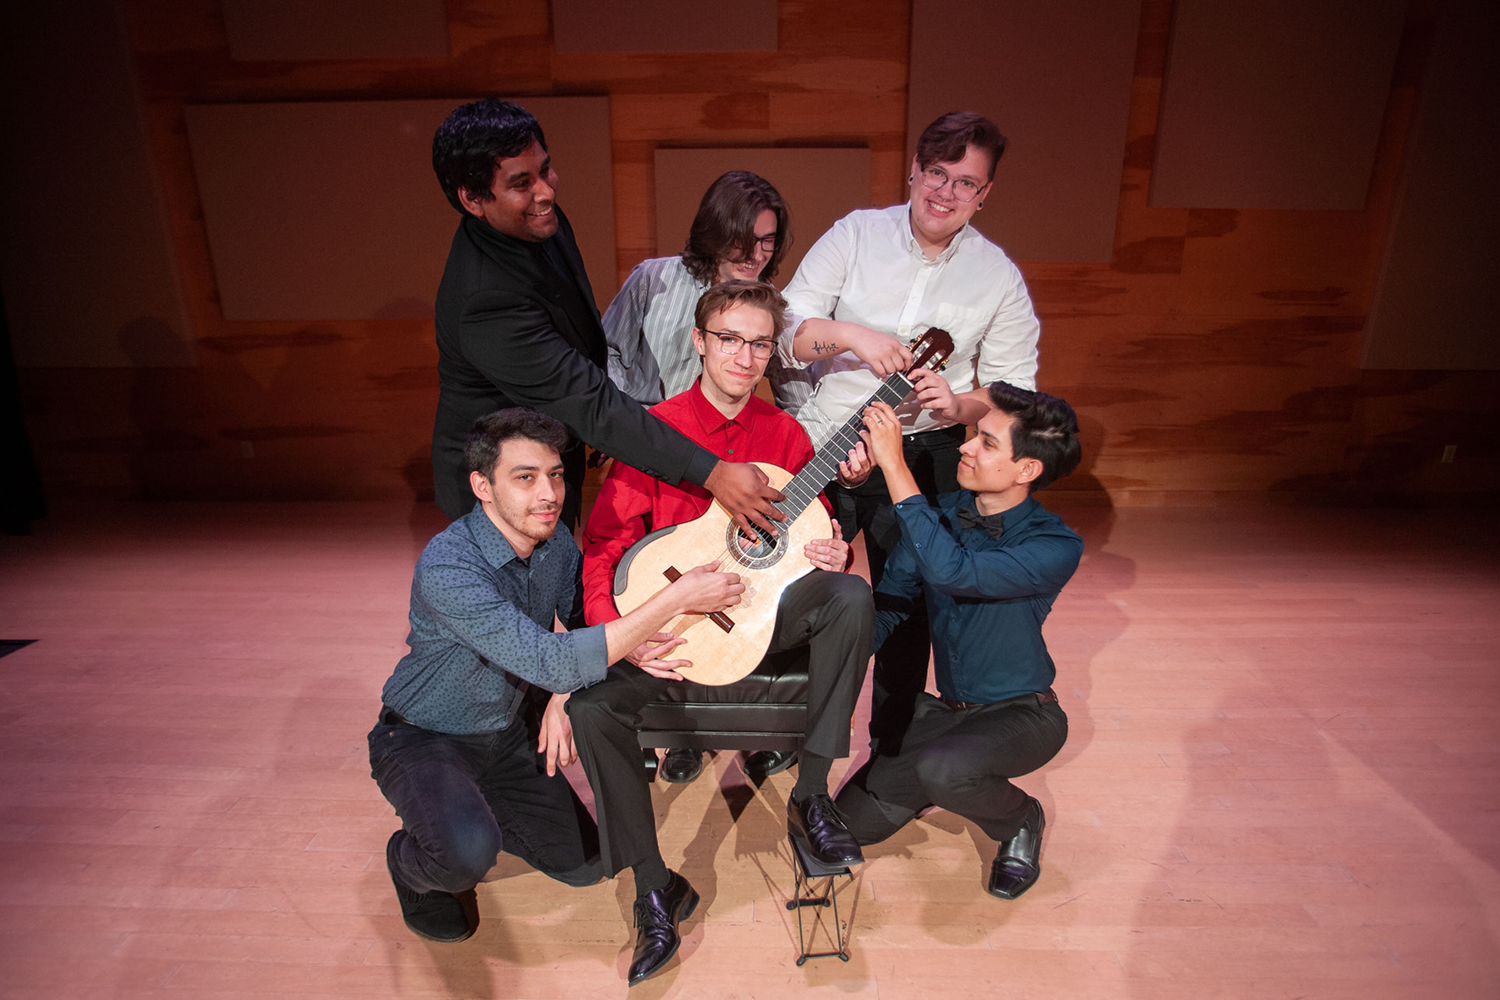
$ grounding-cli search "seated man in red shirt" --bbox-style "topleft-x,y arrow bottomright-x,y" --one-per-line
568,279 -> 875,986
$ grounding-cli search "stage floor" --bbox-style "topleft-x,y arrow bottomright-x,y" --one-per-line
2,500 -> 1498,998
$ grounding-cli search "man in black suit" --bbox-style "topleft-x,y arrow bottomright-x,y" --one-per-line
431,99 -> 783,529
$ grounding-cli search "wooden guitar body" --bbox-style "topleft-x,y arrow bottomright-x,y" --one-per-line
611,462 -> 832,687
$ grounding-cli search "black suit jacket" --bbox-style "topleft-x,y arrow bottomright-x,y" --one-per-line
431,207 -> 716,522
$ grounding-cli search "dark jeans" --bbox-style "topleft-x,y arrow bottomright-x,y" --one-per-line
830,424 -> 963,750
835,691 -> 1067,845
567,570 -> 873,876
368,706 -> 602,894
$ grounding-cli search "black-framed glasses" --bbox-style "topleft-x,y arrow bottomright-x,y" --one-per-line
750,232 -> 779,252
702,330 -> 776,358
918,165 -> 984,203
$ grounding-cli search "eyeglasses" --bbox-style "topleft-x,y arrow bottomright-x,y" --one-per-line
749,232 -> 779,253
918,165 -> 985,203
702,330 -> 776,358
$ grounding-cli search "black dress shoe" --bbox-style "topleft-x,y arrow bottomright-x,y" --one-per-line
388,846 -> 475,943
659,748 -> 704,784
628,870 -> 699,986
787,792 -> 864,867
743,748 -> 797,778
988,797 -> 1045,900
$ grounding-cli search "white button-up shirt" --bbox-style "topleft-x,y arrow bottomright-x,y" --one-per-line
778,204 -> 1040,447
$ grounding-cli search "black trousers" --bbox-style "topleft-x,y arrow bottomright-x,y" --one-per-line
567,570 -> 873,876
829,424 -> 963,750
834,691 -> 1067,845
368,703 -> 602,894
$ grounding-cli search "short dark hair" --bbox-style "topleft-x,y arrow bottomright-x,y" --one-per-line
986,382 -> 1081,492
694,280 -> 788,341
916,111 -> 1007,181
432,99 -> 548,214
464,408 -> 569,480
681,171 -> 792,285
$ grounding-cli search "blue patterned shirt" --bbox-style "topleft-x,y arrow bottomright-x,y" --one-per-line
380,506 -> 609,734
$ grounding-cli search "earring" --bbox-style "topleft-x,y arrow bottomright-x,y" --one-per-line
978,201 -> 984,208
907,175 -> 913,183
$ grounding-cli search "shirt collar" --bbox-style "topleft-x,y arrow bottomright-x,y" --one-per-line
683,378 -> 752,436
463,503 -> 550,569
945,490 -> 1037,539
901,206 -> 970,265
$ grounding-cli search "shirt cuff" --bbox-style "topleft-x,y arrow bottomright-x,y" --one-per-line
776,311 -> 812,370
681,445 -> 720,488
569,623 -> 611,687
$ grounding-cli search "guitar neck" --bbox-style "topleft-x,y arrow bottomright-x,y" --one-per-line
774,373 -> 916,520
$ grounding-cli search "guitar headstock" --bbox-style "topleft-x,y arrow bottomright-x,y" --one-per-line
905,327 -> 955,375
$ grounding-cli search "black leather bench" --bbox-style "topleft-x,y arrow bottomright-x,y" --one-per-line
634,649 -> 809,773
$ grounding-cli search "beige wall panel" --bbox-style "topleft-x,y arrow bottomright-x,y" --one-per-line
184,97 -> 615,321
220,0 -> 448,61
650,148 -> 872,293
2,1 -> 190,368
1363,0 -> 1500,370
553,0 -> 776,53
1152,0 -> 1405,209
907,0 -> 1141,262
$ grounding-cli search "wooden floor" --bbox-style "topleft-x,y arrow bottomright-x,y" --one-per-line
1,499 -> 1498,999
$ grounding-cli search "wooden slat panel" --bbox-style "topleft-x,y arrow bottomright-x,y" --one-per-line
2,0 -> 191,368
553,0 -> 776,53
1152,0 -> 1406,209
220,0 -> 448,61
183,97 -> 614,321
1363,0 -> 1500,370
907,0 -> 1141,262
651,147 -> 872,294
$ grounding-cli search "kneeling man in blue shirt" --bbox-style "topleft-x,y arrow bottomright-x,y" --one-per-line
369,408 -> 741,943
836,381 -> 1083,900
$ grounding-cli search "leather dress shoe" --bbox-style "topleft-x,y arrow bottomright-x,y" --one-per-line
743,748 -> 797,778
659,748 -> 704,784
787,792 -> 864,867
988,797 -> 1045,900
388,843 -> 474,943
628,869 -> 699,986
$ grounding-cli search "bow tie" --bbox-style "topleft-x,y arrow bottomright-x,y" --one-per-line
955,506 -> 1006,539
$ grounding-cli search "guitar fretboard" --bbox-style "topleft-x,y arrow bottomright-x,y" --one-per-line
772,374 -> 914,520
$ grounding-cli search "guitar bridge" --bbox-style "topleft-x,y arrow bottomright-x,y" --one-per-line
662,566 -> 735,633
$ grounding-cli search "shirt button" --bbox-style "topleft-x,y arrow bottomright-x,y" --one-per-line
728,448 -> 734,454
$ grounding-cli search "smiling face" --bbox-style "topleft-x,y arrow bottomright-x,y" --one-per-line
459,139 -> 559,242
469,436 -> 565,557
956,408 -> 1040,506
691,301 -> 776,413
907,143 -> 993,255
714,208 -> 779,283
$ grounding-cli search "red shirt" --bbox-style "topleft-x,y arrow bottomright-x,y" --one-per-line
582,381 -> 831,625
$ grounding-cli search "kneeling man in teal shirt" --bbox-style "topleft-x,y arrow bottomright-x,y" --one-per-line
836,381 -> 1083,900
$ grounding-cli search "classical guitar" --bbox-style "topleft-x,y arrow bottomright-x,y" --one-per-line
610,327 -> 956,686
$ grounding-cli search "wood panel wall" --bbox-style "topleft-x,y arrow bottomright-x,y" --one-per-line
9,0 -> 1496,505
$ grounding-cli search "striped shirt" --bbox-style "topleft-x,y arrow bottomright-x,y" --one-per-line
602,255 -> 803,407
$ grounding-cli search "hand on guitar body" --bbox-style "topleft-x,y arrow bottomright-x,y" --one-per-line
704,460 -> 787,537
803,520 -> 852,573
605,561 -> 745,681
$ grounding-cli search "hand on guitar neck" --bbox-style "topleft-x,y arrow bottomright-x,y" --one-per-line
604,561 -> 745,680
860,399 -> 923,505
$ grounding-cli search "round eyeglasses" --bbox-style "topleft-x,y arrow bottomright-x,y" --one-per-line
702,330 -> 776,358
918,165 -> 984,203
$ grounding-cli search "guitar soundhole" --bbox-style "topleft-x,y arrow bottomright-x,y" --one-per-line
726,520 -> 786,570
